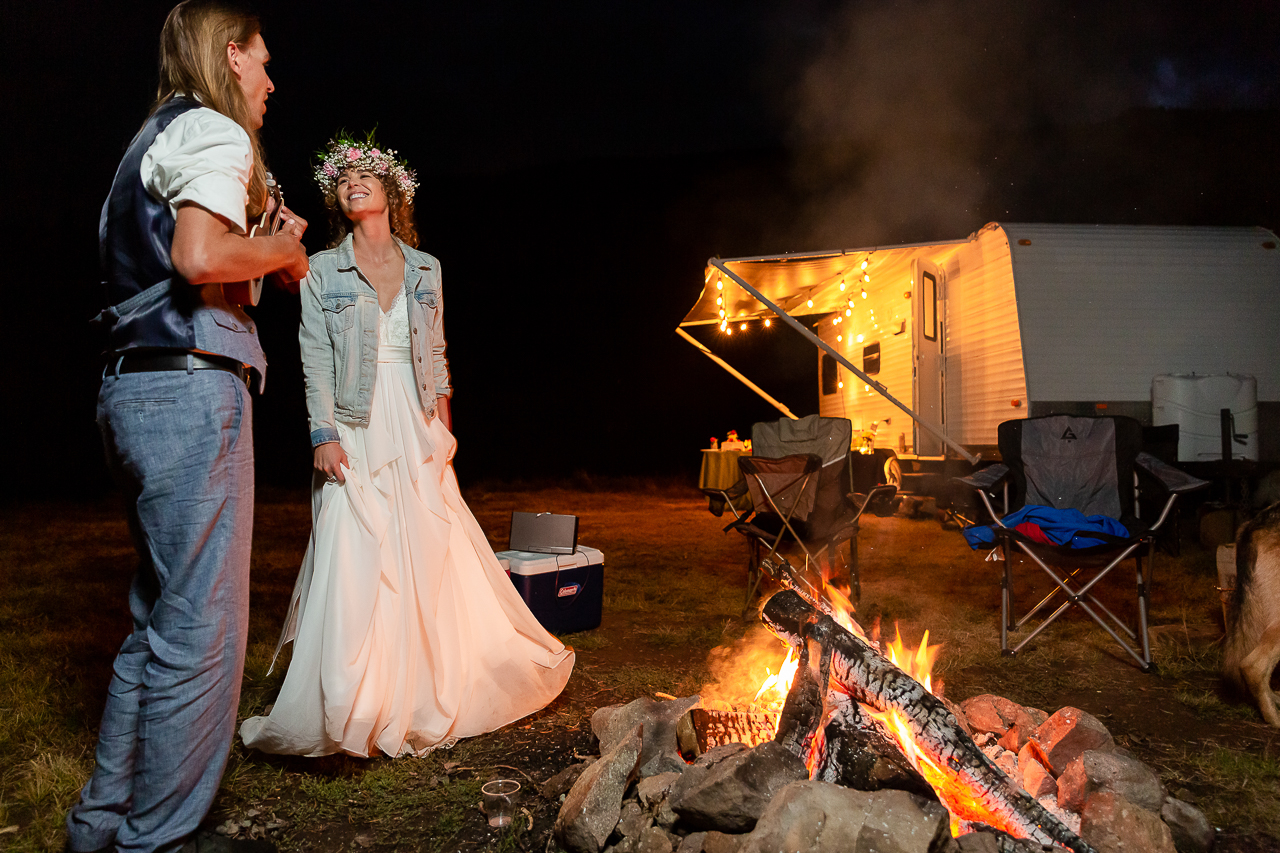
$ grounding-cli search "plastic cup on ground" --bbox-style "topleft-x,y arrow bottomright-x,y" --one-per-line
482,779 -> 520,828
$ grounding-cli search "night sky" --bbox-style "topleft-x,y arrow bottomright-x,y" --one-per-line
6,0 -> 1279,497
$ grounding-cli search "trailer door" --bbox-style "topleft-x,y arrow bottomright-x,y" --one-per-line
912,259 -> 944,455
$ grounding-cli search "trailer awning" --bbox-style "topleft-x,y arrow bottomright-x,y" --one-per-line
679,239 -> 966,329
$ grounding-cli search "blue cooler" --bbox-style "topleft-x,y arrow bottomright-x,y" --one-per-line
496,546 -> 604,634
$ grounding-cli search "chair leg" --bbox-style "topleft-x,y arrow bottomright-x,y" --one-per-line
1136,552 -> 1152,669
1001,547 -> 1012,655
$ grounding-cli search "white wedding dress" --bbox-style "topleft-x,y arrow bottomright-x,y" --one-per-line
240,290 -> 574,757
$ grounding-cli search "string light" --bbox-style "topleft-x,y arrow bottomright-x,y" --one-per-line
717,279 -> 723,290
740,322 -> 747,331
839,280 -> 846,291
764,318 -> 771,327
836,334 -> 842,342
861,289 -> 868,299
857,334 -> 864,343
864,274 -> 871,283
861,260 -> 868,270
726,326 -> 733,335
807,299 -> 814,308
719,308 -> 725,319
845,308 -> 852,316
838,380 -> 844,389
716,296 -> 723,305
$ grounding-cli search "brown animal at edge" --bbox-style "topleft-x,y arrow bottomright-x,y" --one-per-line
1223,502 -> 1280,727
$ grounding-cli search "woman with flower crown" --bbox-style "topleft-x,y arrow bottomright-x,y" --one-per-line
239,133 -> 574,757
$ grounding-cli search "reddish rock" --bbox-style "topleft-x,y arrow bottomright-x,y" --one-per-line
995,750 -> 1020,780
1034,707 -> 1115,776
1081,791 -> 1176,853
1023,758 -> 1058,799
998,724 -> 1031,752
1017,739 -> 1054,780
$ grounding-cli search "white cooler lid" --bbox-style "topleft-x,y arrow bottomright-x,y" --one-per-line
496,545 -> 604,576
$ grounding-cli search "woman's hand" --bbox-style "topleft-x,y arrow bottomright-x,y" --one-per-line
314,442 -> 349,485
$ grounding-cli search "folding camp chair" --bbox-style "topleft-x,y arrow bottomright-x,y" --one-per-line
726,415 -> 897,604
729,454 -> 823,604
956,414 -> 1208,671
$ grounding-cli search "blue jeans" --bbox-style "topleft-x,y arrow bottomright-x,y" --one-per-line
67,369 -> 254,853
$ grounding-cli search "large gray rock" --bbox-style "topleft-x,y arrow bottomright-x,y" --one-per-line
1034,707 -> 1115,776
594,696 -> 702,777
669,741 -> 808,833
739,780 -> 953,853
556,725 -> 645,853
1057,750 -> 1165,813
544,761 -> 596,801
1081,791 -> 1176,853
1161,797 -> 1215,853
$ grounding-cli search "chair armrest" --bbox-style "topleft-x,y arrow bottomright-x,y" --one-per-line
1135,452 -> 1210,495
954,463 -> 1010,492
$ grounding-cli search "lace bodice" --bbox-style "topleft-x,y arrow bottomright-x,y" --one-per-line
379,289 -> 409,347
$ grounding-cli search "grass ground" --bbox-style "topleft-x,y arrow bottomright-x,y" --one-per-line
2,484 -> 1278,851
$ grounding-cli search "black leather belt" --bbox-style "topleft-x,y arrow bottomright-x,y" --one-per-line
109,352 -> 252,387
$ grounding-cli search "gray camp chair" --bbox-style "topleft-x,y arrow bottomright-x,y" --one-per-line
956,415 -> 1208,671
727,415 -> 896,604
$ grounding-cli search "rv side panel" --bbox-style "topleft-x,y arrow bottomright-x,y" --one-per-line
1004,224 -> 1280,403
942,226 -> 1028,447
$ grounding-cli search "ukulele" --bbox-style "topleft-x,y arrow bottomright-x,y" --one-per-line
225,172 -> 285,307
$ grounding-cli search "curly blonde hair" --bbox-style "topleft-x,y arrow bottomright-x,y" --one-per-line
324,172 -> 419,249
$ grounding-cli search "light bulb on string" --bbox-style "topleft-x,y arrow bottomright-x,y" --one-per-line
860,260 -> 868,270
845,308 -> 851,316
864,274 -> 870,283
861,289 -> 867,299
836,334 -> 842,342
716,296 -> 722,305
764,318 -> 771,327
716,279 -> 723,290
838,380 -> 844,389
740,322 -> 747,332
807,299 -> 814,308
839,281 -> 846,291
856,333 -> 864,343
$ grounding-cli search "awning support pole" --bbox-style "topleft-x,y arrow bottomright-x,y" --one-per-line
708,258 -> 979,464
676,327 -> 798,421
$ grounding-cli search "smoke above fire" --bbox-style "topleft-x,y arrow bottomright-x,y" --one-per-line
774,0 -> 1279,248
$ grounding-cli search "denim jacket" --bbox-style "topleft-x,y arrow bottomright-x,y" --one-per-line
299,234 -> 451,447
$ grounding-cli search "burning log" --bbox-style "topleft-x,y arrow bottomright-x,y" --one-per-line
762,589 -> 1096,853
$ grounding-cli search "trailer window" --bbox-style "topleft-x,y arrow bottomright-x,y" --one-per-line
821,352 -> 838,395
922,271 -> 938,342
863,342 -> 881,376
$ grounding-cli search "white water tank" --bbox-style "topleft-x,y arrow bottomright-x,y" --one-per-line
1152,374 -> 1258,462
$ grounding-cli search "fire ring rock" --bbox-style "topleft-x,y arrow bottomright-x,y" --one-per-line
1056,750 -> 1166,814
739,780 -> 953,853
669,741 -> 809,833
555,724 -> 644,853
1081,791 -> 1177,853
1034,707 -> 1116,777
593,695 -> 702,777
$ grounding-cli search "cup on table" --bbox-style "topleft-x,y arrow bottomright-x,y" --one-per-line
482,779 -> 520,828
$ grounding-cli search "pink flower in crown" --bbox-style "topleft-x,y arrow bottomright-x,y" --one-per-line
370,149 -> 381,157
346,147 -> 360,161
323,162 -> 338,177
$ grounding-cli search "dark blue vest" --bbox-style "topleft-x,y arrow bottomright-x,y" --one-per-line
97,97 -> 205,353
96,98 -> 268,385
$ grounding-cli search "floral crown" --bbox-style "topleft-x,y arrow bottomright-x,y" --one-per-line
314,130 -> 419,204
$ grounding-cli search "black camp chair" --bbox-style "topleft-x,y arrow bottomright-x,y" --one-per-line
956,415 -> 1208,671
724,415 -> 897,604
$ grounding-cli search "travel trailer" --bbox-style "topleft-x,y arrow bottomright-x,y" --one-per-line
678,223 -> 1280,467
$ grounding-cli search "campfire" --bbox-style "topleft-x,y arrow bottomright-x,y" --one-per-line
553,570 -> 1216,853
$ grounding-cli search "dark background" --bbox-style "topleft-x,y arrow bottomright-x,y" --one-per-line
5,0 -> 1279,496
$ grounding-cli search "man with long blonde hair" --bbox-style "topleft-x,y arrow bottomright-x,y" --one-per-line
66,2 -> 307,851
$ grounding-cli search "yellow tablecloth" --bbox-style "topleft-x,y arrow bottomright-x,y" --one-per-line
699,449 -> 751,490
699,449 -> 752,514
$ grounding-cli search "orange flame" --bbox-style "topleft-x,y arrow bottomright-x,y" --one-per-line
860,629 -> 1020,838
752,646 -> 799,714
